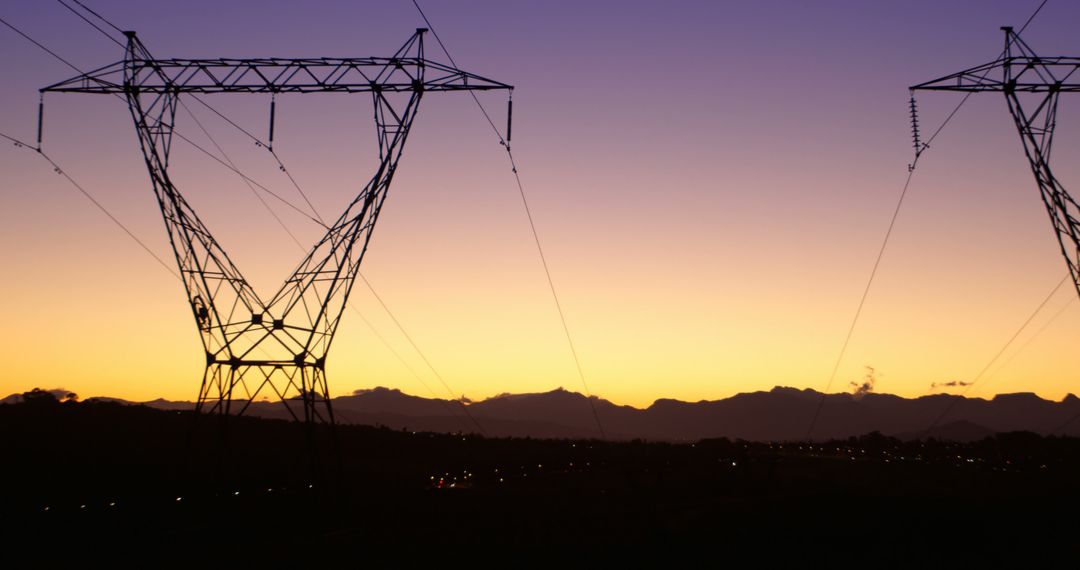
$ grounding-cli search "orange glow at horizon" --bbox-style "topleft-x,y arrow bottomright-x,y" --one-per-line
1,1 -> 1079,409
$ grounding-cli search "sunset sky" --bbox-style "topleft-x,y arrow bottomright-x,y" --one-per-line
1,0 -> 1078,408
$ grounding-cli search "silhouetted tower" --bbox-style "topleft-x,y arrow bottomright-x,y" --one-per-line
42,30 -> 512,426
912,27 -> 1080,300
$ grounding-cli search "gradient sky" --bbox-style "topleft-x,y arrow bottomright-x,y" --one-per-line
1,0 -> 1079,407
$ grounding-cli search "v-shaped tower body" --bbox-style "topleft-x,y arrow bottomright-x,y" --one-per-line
43,29 -> 512,425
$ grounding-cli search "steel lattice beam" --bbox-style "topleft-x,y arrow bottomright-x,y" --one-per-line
42,29 -> 512,426
912,27 -> 1080,302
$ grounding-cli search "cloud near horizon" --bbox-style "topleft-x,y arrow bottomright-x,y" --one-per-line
930,380 -> 974,390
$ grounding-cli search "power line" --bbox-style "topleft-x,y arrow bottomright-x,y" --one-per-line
410,0 -> 506,143
348,304 -> 478,433
177,98 -> 307,250
0,131 -> 32,147
0,15 -> 85,76
807,0 -> 1054,439
175,50 -> 480,432
269,147 -> 326,225
55,0 -> 124,48
2,11 -> 324,229
69,0 -> 125,35
186,94 -> 326,225
7,11 -> 483,433
358,275 -> 488,435
15,4 -> 323,230
1,129 -> 303,374
981,294 -> 1074,386
1,129 -> 178,279
189,94 -> 266,146
805,166 -> 918,439
919,0 -> 1049,151
1019,0 -> 1051,34
202,113 -> 483,431
186,88 -> 485,431
170,129 -> 328,228
924,274 -> 1069,434
132,16 -> 490,431
6,117 -> 474,431
1053,412 -> 1080,435
412,0 -> 607,439
177,100 -> 478,432
170,52 -> 480,424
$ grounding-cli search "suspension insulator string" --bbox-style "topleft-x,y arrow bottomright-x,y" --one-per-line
506,91 -> 513,144
908,91 -> 926,171
36,92 -> 45,152
268,93 -> 276,152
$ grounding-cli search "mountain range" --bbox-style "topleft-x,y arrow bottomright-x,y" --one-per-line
7,386 -> 1080,442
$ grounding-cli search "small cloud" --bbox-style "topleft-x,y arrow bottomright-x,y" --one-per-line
930,380 -> 973,390
850,366 -> 877,400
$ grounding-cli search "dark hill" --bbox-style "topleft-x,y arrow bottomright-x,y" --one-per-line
2,397 -> 1079,563
14,385 -> 1080,442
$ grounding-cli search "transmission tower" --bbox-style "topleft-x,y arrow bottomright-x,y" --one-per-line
911,27 -> 1080,301
42,29 -> 512,426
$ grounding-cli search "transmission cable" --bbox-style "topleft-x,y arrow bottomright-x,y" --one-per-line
124,20 -> 490,431
186,95 -> 326,225
3,11 -> 326,229
4,122 -> 473,429
200,120 -> 486,433
177,101 -> 478,433
8,9 -> 482,433
0,129 -> 305,382
916,0 -> 1049,153
0,15 -> 85,74
806,0 -> 1053,439
2,129 -> 177,278
170,129 -> 328,228
981,292 -> 1074,387
55,0 -> 123,48
184,94 -> 488,433
922,274 -> 1068,435
178,99 -> 307,249
45,0 -> 328,229
805,164 -> 920,439
358,274 -> 487,434
69,0 -> 125,35
171,56 -> 481,431
412,0 -> 607,439
51,0 -> 494,434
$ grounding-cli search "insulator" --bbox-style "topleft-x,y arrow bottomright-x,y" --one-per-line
909,93 -> 922,152
269,94 -> 277,150
37,93 -> 44,148
506,96 -> 513,143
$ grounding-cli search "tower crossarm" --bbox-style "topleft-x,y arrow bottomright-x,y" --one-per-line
910,56 -> 1080,93
911,27 -> 1080,94
41,32 -> 512,96
37,27 -> 511,423
911,27 -> 1080,302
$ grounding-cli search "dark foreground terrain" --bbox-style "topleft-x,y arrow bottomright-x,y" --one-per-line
2,396 -> 1079,564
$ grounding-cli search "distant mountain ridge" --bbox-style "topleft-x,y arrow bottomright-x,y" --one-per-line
6,386 -> 1079,442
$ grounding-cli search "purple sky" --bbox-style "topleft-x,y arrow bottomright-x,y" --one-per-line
1,1 -> 1078,405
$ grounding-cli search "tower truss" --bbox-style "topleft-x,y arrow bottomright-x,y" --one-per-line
912,27 -> 1080,301
43,29 -> 512,425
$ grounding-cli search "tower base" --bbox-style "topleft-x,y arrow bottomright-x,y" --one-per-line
196,363 -> 335,425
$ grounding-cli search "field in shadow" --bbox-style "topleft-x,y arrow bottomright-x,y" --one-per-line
2,395 -> 1078,563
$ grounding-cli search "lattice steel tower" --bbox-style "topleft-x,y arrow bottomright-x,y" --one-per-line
43,30 -> 512,425
912,27 -> 1080,300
